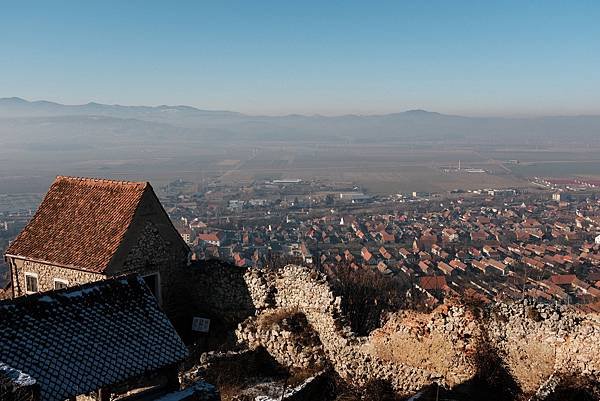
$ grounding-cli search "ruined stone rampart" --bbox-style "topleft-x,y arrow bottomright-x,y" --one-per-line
487,301 -> 600,396
194,263 -> 600,398
237,266 -> 442,394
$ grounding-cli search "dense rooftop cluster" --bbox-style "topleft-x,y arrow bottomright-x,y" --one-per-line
165,181 -> 600,311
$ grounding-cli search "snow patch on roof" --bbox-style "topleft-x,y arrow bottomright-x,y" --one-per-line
0,362 -> 37,387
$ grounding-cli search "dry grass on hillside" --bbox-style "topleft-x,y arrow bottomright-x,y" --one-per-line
256,307 -> 299,330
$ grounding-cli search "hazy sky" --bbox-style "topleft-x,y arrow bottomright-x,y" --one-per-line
1,1 -> 599,116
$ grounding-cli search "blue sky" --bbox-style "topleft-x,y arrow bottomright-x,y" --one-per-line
1,1 -> 599,115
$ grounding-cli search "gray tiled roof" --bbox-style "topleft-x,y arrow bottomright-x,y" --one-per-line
0,275 -> 188,401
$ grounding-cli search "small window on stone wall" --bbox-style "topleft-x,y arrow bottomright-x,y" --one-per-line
25,273 -> 38,294
54,279 -> 68,290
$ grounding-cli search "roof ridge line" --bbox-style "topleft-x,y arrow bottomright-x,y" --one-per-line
55,175 -> 148,188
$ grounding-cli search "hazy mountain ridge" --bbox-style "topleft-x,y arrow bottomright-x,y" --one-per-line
1,97 -> 600,146
0,97 -> 242,119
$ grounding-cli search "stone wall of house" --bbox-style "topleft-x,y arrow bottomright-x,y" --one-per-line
7,258 -> 104,297
119,221 -> 190,319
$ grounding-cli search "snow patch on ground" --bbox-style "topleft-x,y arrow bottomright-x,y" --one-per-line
153,381 -> 217,401
253,375 -> 317,401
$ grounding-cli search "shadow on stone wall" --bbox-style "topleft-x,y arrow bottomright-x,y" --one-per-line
542,375 -> 600,401
175,260 -> 258,346
457,337 -> 522,401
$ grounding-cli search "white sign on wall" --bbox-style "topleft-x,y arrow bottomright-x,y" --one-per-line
192,317 -> 211,333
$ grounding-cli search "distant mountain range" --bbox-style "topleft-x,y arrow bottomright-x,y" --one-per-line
1,97 -> 600,145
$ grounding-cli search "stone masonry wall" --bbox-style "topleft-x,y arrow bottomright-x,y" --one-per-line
120,221 -> 189,319
8,258 -> 104,297
487,301 -> 600,396
235,265 -> 441,395
236,308 -> 327,370
185,262 -> 267,326
365,305 -> 481,388
223,264 -> 600,398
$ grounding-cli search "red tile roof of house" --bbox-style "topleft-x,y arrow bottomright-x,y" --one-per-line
470,231 -> 488,241
550,274 -> 577,286
379,231 -> 395,242
5,176 -> 149,273
419,275 -> 447,291
487,259 -> 507,273
198,233 -> 221,242
437,261 -> 454,275
471,260 -> 488,273
361,247 -> 373,262
418,261 -> 431,274
449,259 -> 467,271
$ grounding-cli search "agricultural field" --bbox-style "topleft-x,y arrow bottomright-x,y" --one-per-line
508,161 -> 600,178
211,144 -> 529,194
3,138 -> 600,196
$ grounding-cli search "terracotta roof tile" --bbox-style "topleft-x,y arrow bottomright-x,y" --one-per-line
6,176 -> 149,273
419,275 -> 447,291
551,274 -> 576,286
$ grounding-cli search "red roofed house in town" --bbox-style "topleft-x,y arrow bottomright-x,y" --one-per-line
449,259 -> 468,272
471,259 -> 489,274
418,260 -> 433,275
197,232 -> 223,246
361,247 -> 373,263
442,228 -> 459,242
4,176 -> 190,317
379,246 -> 392,260
417,232 -> 437,250
437,261 -> 455,276
378,230 -> 395,243
470,230 -> 488,242
419,275 -> 448,292
550,274 -> 576,286
487,259 -> 507,275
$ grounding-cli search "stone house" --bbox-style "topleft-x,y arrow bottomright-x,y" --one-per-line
4,176 -> 190,318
